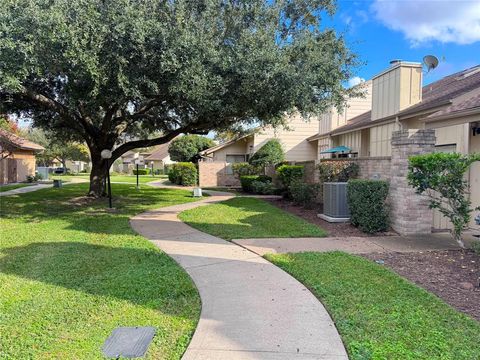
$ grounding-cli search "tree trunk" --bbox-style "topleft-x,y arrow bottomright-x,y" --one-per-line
89,156 -> 107,197
453,230 -> 466,249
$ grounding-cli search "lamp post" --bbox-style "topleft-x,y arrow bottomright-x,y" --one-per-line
101,149 -> 113,208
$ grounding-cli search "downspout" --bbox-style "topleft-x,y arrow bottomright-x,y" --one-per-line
395,115 -> 403,130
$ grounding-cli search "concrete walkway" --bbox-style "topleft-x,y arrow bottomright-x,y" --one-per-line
130,191 -> 348,360
0,183 -> 51,196
233,233 -> 476,256
0,178 -> 88,197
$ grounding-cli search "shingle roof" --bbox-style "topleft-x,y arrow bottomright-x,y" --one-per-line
329,64 -> 480,136
145,143 -> 170,161
0,129 -> 45,151
425,88 -> 480,120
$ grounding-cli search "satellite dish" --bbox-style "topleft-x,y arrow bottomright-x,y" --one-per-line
423,55 -> 439,72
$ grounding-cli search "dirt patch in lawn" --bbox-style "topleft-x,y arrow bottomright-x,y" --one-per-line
362,250 -> 480,321
264,198 -> 395,238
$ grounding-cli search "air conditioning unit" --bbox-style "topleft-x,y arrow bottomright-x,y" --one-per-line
319,182 -> 350,222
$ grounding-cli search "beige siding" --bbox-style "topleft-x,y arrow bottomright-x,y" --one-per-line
322,81 -> 372,133
369,122 -> 401,156
318,112 -> 332,135
469,128 -> 480,228
12,150 -> 36,182
254,115 -> 318,161
435,123 -> 469,154
333,131 -> 362,154
399,66 -> 422,110
372,63 -> 422,120
211,140 -> 249,162
317,137 -> 332,159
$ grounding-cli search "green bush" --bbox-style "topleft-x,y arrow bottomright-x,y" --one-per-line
347,179 -> 389,234
289,179 -> 320,208
231,162 -> 259,178
240,175 -> 272,193
276,165 -> 304,188
249,139 -> 285,167
318,161 -> 359,182
408,152 -> 480,248
133,168 -> 150,175
168,162 -> 197,186
251,180 -> 276,195
472,241 -> 480,256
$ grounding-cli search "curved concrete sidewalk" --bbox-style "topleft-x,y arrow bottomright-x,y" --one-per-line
130,191 -> 348,360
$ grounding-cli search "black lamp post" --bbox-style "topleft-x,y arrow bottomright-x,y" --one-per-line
101,149 -> 113,208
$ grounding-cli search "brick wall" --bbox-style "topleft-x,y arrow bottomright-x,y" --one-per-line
389,129 -> 435,235
319,157 -> 392,181
198,161 -> 240,187
294,160 -> 319,184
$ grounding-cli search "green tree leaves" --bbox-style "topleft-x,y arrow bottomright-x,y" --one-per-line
249,139 -> 285,167
408,152 -> 480,247
168,135 -> 215,163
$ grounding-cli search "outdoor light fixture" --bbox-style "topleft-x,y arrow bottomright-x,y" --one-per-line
101,149 -> 113,208
472,122 -> 480,137
134,156 -> 144,189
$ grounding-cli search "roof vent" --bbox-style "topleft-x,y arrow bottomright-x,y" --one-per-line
390,59 -> 402,65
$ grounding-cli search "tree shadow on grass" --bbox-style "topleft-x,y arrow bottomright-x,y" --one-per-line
0,242 -> 198,313
0,183 -> 198,235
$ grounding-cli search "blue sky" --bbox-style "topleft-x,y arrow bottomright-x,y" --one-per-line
329,0 -> 480,85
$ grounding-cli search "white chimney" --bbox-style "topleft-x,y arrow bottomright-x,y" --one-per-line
371,60 -> 423,121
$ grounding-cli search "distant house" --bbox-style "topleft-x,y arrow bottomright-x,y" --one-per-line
144,143 -> 175,171
0,129 -> 44,184
115,149 -> 153,173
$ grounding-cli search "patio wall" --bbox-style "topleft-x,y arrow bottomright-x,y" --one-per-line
319,157 -> 392,181
198,161 -> 240,187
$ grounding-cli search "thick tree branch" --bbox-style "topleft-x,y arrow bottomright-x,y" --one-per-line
110,128 -> 184,161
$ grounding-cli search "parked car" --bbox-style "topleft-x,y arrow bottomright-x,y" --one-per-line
54,167 -> 69,174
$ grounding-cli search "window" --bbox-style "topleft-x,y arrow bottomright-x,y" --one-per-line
226,154 -> 247,174
226,154 -> 247,163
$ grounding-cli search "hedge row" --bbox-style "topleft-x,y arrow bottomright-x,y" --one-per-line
133,168 -> 150,175
168,162 -> 197,186
240,175 -> 272,193
347,179 -> 389,234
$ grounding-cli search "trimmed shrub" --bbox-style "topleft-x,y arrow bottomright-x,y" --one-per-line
347,179 -> 389,234
133,168 -> 150,175
240,175 -> 272,193
276,165 -> 304,188
168,162 -> 197,186
232,162 -> 259,178
249,139 -> 285,167
251,180 -> 276,195
318,161 -> 359,182
472,241 -> 480,256
289,179 -> 320,208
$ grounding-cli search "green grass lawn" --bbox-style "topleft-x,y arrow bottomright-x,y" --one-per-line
266,252 -> 480,360
179,197 -> 327,240
0,183 -> 201,359
0,183 -> 35,192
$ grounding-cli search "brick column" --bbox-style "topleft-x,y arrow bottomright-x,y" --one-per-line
389,129 -> 435,235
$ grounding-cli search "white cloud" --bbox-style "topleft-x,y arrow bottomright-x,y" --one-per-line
372,0 -> 480,45
347,76 -> 365,88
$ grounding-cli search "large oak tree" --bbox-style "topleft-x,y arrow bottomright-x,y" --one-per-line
0,0 -> 358,196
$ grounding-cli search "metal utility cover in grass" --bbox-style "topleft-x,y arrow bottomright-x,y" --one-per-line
102,326 -> 156,358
